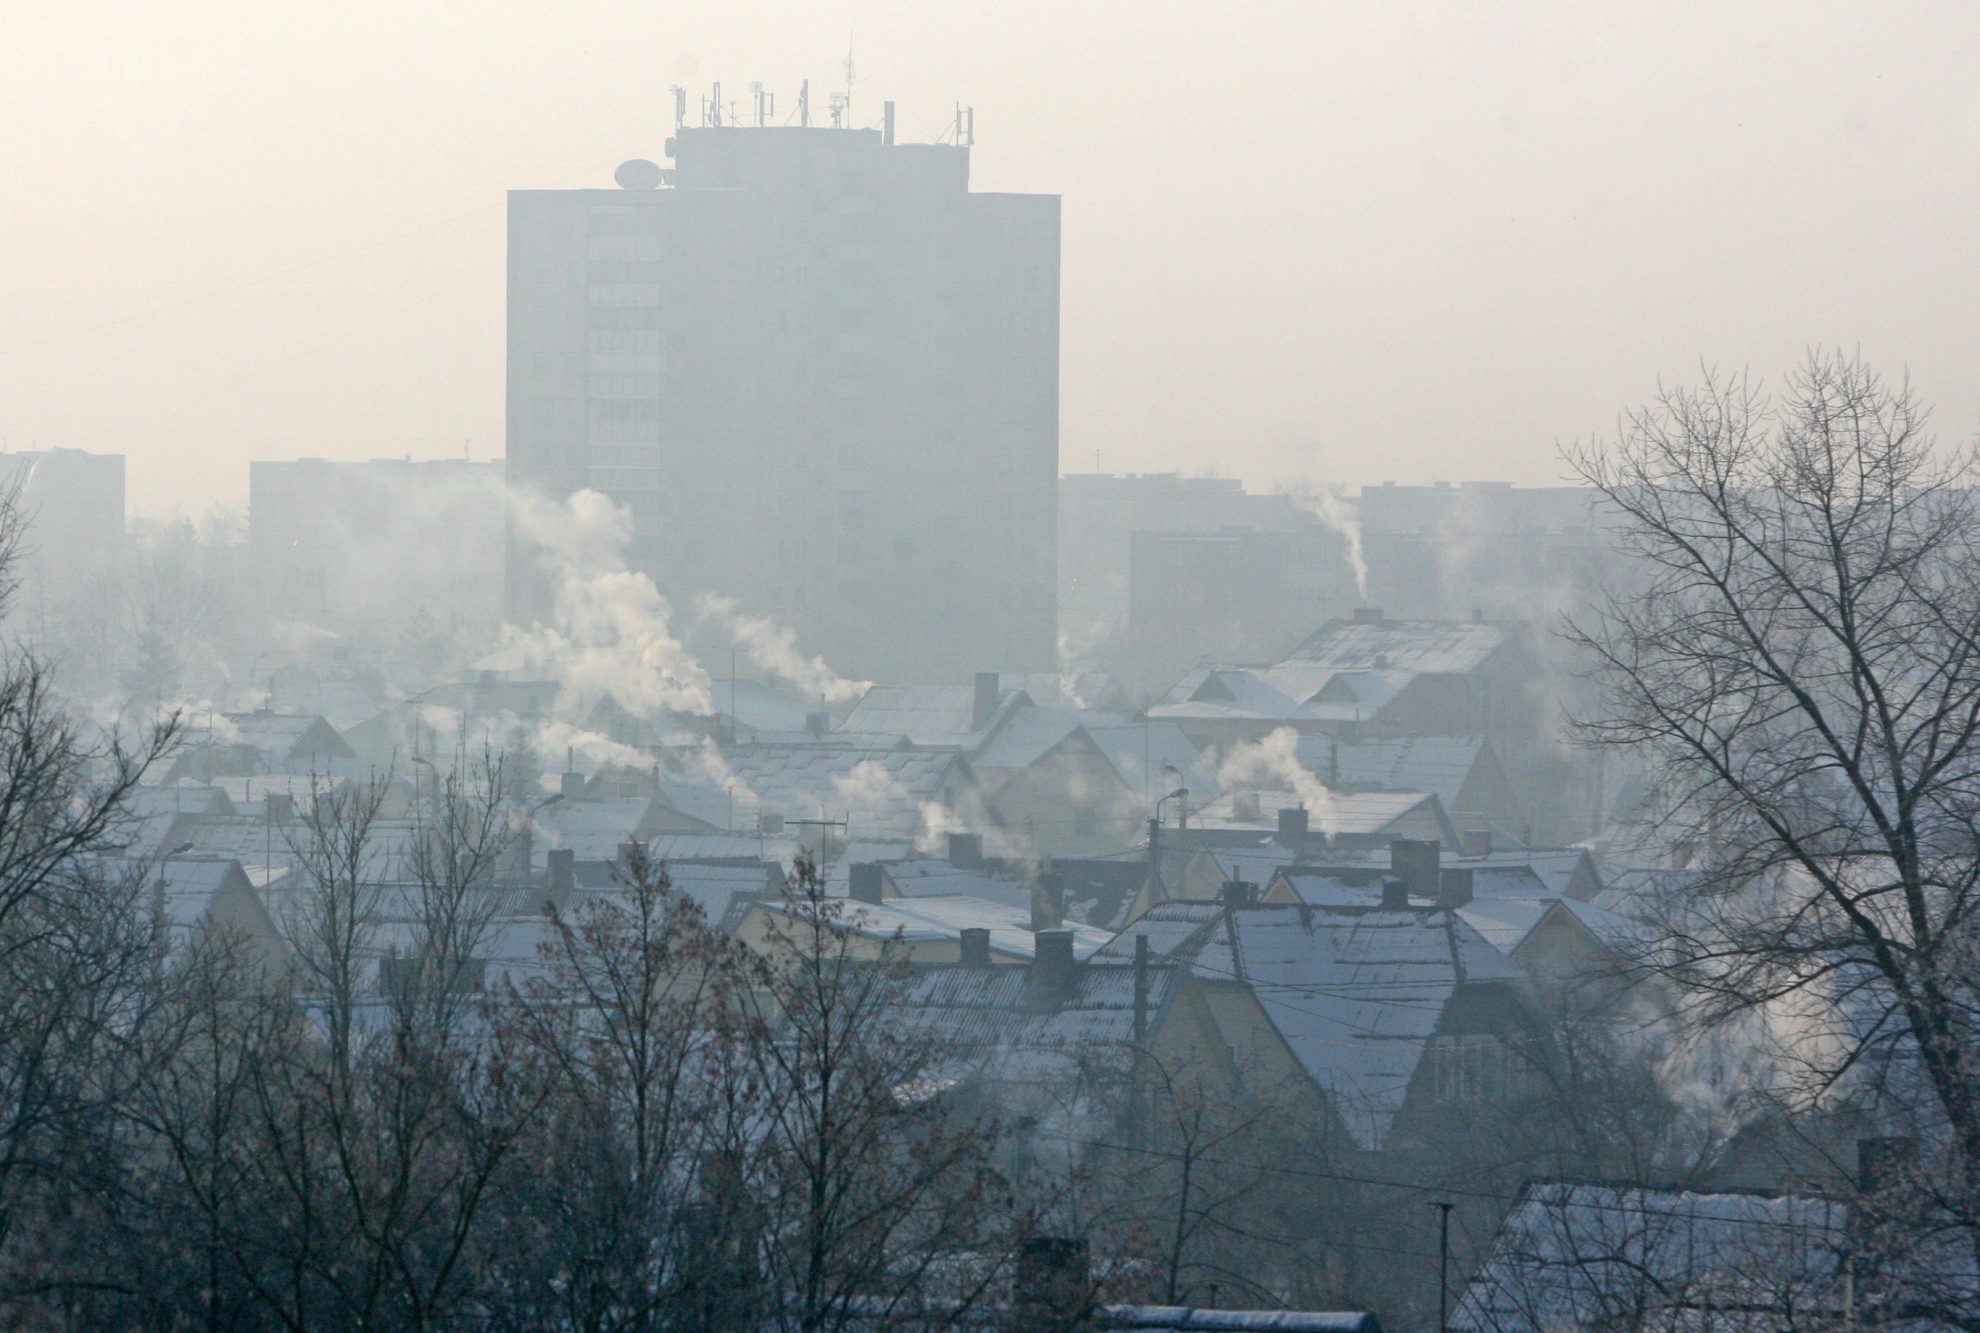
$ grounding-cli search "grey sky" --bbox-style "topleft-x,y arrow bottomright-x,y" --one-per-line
5,1 -> 1977,515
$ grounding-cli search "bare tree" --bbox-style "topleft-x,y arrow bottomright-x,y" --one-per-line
746,855 -> 1024,1332
1567,350 -> 1980,1313
490,843 -> 756,1331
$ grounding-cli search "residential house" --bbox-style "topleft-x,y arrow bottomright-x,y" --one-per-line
1147,613 -> 1541,749
1098,899 -> 1538,1154
1452,1182 -> 1855,1332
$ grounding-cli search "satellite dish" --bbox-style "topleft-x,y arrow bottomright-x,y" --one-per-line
614,159 -> 664,190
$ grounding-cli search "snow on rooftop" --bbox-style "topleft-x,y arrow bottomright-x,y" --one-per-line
1453,1182 -> 1854,1333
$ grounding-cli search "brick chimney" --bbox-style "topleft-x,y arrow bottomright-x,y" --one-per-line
1031,872 -> 1065,932
971,671 -> 1000,731
1277,806 -> 1309,841
1221,879 -> 1254,909
1390,838 -> 1441,901
959,927 -> 992,968
1014,1235 -> 1091,1331
947,831 -> 984,869
1380,877 -> 1412,910
546,848 -> 576,909
1438,868 -> 1475,910
848,863 -> 885,906
1857,1135 -> 1919,1196
1027,930 -> 1076,1006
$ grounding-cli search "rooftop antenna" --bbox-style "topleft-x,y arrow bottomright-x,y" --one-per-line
710,81 -> 722,127
829,91 -> 847,129
799,78 -> 810,127
669,84 -> 687,128
751,82 -> 773,127
842,40 -> 856,122
965,105 -> 974,147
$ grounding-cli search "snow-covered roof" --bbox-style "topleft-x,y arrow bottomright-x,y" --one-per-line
1190,790 -> 1449,840
887,959 -> 1184,1079
756,894 -> 1113,961
1285,618 -> 1509,674
837,684 -> 1027,748
1083,724 -> 1222,804
1297,736 -> 1488,807
218,711 -> 355,764
1453,1182 -> 1853,1333
1458,896 -> 1646,960
878,860 -> 1035,914
1106,902 -> 1523,1149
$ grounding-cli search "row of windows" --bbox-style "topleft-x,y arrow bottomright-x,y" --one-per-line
590,375 -> 662,398
587,329 -> 662,352
588,236 -> 664,262
589,307 -> 663,331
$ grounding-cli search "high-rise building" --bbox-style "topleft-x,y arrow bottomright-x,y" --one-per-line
506,107 -> 1060,683
0,447 -> 124,612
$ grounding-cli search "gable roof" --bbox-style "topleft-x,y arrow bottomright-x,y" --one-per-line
1104,902 -> 1523,1149
837,684 -> 1028,748
1296,736 -> 1490,807
218,712 -> 357,765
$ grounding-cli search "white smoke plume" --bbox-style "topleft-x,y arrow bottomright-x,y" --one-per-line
1215,726 -> 1335,833
1284,482 -> 1368,601
694,592 -> 869,705
503,489 -> 712,719
532,719 -> 650,773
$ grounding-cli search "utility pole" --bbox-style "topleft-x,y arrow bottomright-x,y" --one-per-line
1431,1200 -> 1453,1332
1130,934 -> 1150,1152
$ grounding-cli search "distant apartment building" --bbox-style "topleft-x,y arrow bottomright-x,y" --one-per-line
1358,480 -> 1621,622
0,447 -> 124,614
248,456 -> 505,642
1058,472 -> 1356,693
506,107 -> 1060,683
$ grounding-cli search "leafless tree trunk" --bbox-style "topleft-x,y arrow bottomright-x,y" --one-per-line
1566,350 -> 1980,1319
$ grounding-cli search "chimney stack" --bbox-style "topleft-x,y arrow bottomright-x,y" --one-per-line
1390,838 -> 1441,901
1013,1235 -> 1092,1331
971,671 -> 1000,731
264,792 -> 295,823
959,927 -> 992,968
1352,606 -> 1385,624
1277,806 -> 1309,841
1221,879 -> 1254,909
560,768 -> 585,798
1857,1135 -> 1919,1197
1438,868 -> 1475,910
1380,877 -> 1412,911
1031,872 -> 1065,932
1028,931 -> 1076,1005
848,863 -> 885,906
1459,829 -> 1493,858
947,831 -> 984,869
546,848 -> 576,908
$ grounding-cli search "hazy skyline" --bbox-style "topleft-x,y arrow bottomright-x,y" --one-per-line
5,0 -> 1978,515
